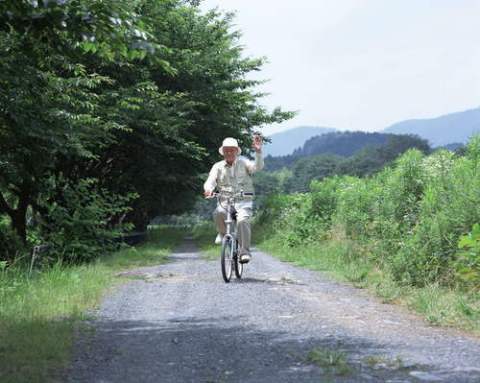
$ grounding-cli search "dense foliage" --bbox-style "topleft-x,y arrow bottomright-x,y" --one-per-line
264,131 -> 430,171
255,133 -> 431,195
0,0 -> 292,262
256,136 -> 480,288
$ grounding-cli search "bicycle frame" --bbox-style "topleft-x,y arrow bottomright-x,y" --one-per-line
222,195 -> 237,239
209,190 -> 253,282
214,190 -> 252,240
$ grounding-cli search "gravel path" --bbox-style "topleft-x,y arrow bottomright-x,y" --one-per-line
67,238 -> 480,382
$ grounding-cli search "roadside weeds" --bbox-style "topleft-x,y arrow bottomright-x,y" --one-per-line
256,235 -> 480,336
0,226 -> 184,383
192,222 -> 219,261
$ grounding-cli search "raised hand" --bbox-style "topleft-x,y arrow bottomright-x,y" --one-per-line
252,134 -> 263,153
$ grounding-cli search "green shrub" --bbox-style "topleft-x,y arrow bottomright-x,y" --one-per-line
394,141 -> 480,285
256,136 -> 480,288
455,223 -> 480,288
254,193 -> 293,226
386,149 -> 426,226
38,179 -> 135,264
310,176 -> 341,222
334,176 -> 379,240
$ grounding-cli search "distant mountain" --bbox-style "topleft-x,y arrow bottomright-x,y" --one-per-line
299,131 -> 391,157
263,126 -> 335,156
384,107 -> 480,147
265,131 -> 430,171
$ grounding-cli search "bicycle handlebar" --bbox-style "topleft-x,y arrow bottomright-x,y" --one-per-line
206,190 -> 254,199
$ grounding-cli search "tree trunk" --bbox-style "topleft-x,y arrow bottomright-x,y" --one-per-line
0,191 -> 13,217
127,207 -> 149,232
0,190 -> 29,243
11,207 -> 27,243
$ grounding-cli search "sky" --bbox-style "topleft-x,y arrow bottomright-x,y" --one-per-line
200,0 -> 480,135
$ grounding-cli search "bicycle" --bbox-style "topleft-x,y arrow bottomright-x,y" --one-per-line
210,190 -> 253,283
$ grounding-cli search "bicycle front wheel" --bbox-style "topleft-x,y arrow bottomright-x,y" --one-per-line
221,237 -> 234,283
234,240 -> 243,279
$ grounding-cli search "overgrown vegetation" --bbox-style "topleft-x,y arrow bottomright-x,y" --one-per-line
191,221 -> 218,260
0,226 -> 184,383
254,132 -> 431,201
0,0 -> 292,263
255,136 -> 480,332
306,347 -> 352,376
264,131 -> 430,170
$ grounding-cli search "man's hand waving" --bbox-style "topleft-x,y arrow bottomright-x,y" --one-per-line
252,134 -> 263,153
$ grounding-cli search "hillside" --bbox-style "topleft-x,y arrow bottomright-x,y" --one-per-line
384,107 -> 480,147
298,131 -> 390,157
263,126 -> 335,156
265,131 -> 428,171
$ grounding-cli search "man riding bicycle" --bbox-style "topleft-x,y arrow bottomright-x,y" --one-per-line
203,135 -> 263,263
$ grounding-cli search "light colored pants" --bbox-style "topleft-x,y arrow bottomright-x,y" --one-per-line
214,200 -> 252,256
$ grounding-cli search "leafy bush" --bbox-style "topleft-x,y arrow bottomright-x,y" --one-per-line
334,176 -> 379,239
392,141 -> 480,285
38,179 -> 135,264
310,176 -> 341,222
255,136 -> 480,288
455,224 -> 480,288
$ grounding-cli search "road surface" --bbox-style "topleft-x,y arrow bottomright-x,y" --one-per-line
67,238 -> 480,382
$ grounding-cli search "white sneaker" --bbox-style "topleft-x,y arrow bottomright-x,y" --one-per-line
214,234 -> 222,245
239,253 -> 251,264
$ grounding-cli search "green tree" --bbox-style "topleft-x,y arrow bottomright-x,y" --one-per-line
285,155 -> 341,193
82,1 -> 293,229
0,0 -> 149,242
0,0 -> 293,254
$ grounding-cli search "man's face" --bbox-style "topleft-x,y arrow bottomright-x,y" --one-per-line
223,146 -> 238,164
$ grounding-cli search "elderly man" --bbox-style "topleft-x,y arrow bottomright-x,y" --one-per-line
203,135 -> 263,263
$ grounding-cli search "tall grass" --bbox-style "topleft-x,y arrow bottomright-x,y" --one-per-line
0,226 -> 184,383
191,221 -> 219,260
254,136 -> 480,333
257,235 -> 480,333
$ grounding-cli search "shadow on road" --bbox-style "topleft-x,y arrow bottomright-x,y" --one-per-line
236,277 -> 306,286
66,315 -> 458,383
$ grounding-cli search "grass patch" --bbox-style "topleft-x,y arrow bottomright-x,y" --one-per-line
256,234 -> 368,283
191,221 -> 219,261
256,230 -> 480,335
306,347 -> 352,376
407,285 -> 480,328
0,226 -> 185,383
100,227 -> 184,270
363,355 -> 404,370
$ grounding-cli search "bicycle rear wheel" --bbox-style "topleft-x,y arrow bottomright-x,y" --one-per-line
234,240 -> 243,279
221,237 -> 234,283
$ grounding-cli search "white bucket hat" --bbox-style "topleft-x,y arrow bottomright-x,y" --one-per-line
219,137 -> 241,155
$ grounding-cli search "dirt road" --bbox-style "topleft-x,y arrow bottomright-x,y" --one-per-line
67,238 -> 480,382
